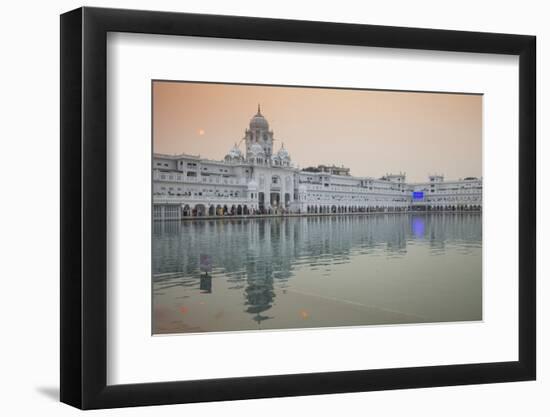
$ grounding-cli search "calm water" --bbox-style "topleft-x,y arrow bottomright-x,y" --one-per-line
152,213 -> 482,334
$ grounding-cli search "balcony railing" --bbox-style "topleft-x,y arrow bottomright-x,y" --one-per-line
153,170 -> 248,186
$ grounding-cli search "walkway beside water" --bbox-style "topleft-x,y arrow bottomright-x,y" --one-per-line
162,209 -> 482,221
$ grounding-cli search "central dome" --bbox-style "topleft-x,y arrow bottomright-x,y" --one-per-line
249,104 -> 269,130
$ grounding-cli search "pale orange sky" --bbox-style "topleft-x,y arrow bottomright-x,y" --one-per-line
153,81 -> 482,182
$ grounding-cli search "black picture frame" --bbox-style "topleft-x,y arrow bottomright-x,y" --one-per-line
60,6 -> 536,410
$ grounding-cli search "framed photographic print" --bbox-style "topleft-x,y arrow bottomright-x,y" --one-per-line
60,6 -> 536,409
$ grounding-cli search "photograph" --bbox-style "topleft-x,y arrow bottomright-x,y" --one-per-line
151,81 -> 483,335
53,4 -> 538,411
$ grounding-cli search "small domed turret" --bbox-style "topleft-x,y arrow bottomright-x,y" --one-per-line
247,179 -> 258,190
277,143 -> 290,161
224,143 -> 244,162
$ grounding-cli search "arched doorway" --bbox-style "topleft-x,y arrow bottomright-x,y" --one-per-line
284,193 -> 290,208
270,192 -> 280,208
195,204 -> 206,216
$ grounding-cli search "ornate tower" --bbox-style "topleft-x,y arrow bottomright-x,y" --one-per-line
244,104 -> 274,160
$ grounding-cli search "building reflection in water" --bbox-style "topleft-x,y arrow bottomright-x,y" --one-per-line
412,216 -> 425,239
199,274 -> 212,293
153,213 -> 482,328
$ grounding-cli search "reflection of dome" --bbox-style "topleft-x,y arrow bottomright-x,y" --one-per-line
249,143 -> 265,156
225,143 -> 243,160
250,105 -> 269,130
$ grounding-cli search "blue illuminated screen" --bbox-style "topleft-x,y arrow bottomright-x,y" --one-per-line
413,191 -> 424,199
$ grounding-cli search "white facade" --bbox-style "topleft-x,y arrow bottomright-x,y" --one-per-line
153,107 -> 482,219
